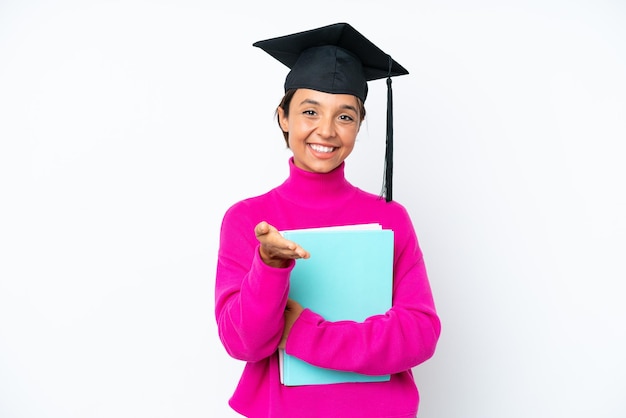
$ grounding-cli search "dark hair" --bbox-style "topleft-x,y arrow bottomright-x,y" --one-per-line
276,89 -> 367,147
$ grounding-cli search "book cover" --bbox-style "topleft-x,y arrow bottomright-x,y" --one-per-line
278,224 -> 394,386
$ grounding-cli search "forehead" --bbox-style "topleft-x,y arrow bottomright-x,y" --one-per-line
291,88 -> 360,108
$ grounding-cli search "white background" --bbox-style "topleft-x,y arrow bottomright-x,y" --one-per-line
1,1 -> 625,417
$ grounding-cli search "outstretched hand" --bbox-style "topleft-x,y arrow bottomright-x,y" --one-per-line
255,221 -> 310,268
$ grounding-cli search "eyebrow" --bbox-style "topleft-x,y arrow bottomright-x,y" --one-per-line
299,99 -> 358,114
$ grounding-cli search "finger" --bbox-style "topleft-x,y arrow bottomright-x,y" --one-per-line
294,246 -> 310,259
254,221 -> 270,238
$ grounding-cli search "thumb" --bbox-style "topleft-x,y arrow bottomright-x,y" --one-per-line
255,221 -> 270,238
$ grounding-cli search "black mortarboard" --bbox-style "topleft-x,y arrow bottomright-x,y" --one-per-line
253,22 -> 409,202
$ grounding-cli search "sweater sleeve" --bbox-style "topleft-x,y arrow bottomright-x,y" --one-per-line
285,209 -> 441,376
214,204 -> 293,362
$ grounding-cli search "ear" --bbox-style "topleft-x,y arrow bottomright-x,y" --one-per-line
277,106 -> 289,132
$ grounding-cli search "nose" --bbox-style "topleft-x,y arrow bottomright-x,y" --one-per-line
316,115 -> 336,139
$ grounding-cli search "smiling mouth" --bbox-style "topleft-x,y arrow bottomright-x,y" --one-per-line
309,144 -> 336,153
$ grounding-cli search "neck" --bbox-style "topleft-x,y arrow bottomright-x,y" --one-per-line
276,158 -> 355,208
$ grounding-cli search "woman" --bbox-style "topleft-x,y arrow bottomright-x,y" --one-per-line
215,23 -> 441,418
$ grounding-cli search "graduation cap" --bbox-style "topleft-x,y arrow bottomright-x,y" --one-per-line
253,22 -> 408,202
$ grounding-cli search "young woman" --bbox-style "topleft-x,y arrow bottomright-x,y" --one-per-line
215,23 -> 441,418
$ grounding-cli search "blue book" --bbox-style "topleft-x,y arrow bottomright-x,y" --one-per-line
279,224 -> 394,386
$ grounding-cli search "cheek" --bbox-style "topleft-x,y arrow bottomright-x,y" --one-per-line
342,127 -> 359,147
290,118 -> 315,137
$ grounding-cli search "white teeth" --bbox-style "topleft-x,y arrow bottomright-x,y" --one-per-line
309,144 -> 335,153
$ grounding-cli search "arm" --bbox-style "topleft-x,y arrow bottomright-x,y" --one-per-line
215,248 -> 290,362
284,213 -> 441,375
214,206 -> 309,362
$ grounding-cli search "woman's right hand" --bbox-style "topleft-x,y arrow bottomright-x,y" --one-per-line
254,221 -> 310,268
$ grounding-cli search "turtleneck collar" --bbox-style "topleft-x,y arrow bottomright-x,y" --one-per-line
275,157 -> 356,207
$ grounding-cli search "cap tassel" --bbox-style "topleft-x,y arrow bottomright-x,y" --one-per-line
383,56 -> 394,202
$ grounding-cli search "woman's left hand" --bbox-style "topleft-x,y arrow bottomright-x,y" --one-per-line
278,298 -> 304,349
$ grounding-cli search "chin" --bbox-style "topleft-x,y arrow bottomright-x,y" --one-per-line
312,163 -> 339,173
294,157 -> 341,173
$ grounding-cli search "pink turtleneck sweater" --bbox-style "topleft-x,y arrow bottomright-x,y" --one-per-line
215,158 -> 440,418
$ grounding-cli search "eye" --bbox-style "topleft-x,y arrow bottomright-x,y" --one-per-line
339,114 -> 355,122
303,110 -> 317,116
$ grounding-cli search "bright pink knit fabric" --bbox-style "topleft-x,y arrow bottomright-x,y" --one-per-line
215,158 -> 441,418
